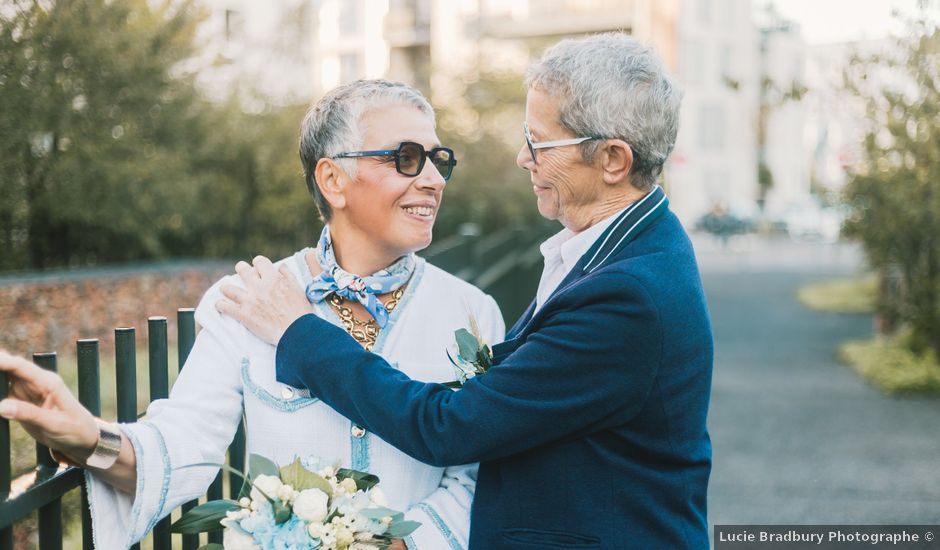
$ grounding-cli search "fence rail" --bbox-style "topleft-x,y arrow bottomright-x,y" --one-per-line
0,223 -> 555,547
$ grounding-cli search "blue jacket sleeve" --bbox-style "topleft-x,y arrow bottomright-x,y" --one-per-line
276,273 -> 663,466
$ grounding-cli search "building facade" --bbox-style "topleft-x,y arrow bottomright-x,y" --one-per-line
272,0 -> 813,226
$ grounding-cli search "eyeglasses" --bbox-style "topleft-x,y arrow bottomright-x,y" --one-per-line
333,141 -> 457,181
523,122 -> 604,164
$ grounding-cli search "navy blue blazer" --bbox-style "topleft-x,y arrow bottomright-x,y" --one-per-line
277,187 -> 714,549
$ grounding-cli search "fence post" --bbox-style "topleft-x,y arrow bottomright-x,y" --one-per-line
115,328 -> 141,550
0,368 -> 12,550
33,353 -> 63,550
177,309 -> 200,550
229,419 -> 246,500
77,339 -> 101,550
148,317 -> 173,550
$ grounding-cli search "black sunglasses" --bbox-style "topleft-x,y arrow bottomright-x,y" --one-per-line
333,141 -> 457,181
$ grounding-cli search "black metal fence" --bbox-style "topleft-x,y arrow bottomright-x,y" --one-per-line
0,310 -> 243,550
0,223 -> 553,548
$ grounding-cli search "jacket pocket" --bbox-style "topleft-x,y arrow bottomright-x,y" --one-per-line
501,528 -> 601,549
241,355 -> 319,412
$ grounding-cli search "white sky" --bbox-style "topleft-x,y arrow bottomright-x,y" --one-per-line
768,0 -> 930,44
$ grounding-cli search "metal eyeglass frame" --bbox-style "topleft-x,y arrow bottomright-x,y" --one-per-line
333,141 -> 457,181
523,122 -> 605,164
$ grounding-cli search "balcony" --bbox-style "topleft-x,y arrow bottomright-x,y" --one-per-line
478,0 -> 635,39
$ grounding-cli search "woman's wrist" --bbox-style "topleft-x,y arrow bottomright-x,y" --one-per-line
54,415 -> 117,468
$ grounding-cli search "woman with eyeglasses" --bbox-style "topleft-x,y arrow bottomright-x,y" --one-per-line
0,79 -> 504,549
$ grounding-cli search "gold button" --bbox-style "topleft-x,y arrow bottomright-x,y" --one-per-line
280,387 -> 295,400
351,425 -> 366,438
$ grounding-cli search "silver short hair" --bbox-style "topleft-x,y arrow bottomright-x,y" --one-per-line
299,79 -> 435,221
525,33 -> 682,191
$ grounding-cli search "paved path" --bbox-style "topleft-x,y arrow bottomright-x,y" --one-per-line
697,235 -> 940,526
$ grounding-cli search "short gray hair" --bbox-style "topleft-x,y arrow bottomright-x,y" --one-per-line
525,33 -> 682,191
299,79 -> 435,221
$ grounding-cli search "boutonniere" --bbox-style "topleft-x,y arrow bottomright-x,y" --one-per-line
444,314 -> 493,389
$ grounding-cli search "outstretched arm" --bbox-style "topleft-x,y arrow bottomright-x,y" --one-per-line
0,350 -> 137,493
275,272 -> 663,466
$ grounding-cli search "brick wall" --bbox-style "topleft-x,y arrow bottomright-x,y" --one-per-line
0,262 -> 234,357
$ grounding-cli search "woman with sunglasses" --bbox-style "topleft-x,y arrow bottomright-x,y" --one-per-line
0,79 -> 503,549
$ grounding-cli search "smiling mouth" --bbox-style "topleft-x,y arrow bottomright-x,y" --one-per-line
402,206 -> 434,217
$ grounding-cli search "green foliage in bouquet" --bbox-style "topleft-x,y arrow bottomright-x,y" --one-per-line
169,453 -> 419,549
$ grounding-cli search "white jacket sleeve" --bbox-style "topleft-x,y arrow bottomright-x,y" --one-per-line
402,293 -> 504,550
402,464 -> 478,550
84,277 -> 246,549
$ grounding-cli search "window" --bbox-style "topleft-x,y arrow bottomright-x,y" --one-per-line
340,53 -> 361,83
718,43 -> 733,80
699,104 -> 726,150
681,41 -> 705,85
339,1 -> 360,34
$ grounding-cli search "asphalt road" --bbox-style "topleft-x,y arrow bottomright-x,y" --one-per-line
698,235 -> 940,526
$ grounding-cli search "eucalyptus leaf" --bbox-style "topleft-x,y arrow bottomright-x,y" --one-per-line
358,506 -> 399,520
386,519 -> 423,538
337,468 -> 381,491
197,545 -> 225,550
172,461 -> 253,502
442,380 -> 464,389
455,328 -> 480,362
169,500 -> 239,534
249,454 -> 279,478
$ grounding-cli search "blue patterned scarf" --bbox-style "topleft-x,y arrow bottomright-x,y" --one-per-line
305,225 -> 415,328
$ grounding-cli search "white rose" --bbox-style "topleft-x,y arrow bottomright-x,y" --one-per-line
293,488 -> 329,522
368,488 -> 388,507
250,474 -> 283,504
221,519 -> 261,550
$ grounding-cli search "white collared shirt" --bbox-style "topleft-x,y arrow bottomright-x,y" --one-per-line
534,206 -> 629,314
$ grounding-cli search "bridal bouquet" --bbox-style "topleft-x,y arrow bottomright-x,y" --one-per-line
171,454 -> 420,550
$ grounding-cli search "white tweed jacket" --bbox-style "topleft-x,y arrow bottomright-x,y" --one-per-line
85,249 -> 505,549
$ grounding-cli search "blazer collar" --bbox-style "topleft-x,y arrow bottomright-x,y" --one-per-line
506,185 -> 669,338
579,185 -> 668,274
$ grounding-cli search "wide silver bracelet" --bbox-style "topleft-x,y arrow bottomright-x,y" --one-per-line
84,418 -> 122,470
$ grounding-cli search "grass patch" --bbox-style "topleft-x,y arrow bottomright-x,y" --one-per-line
839,335 -> 940,395
798,274 -> 876,313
